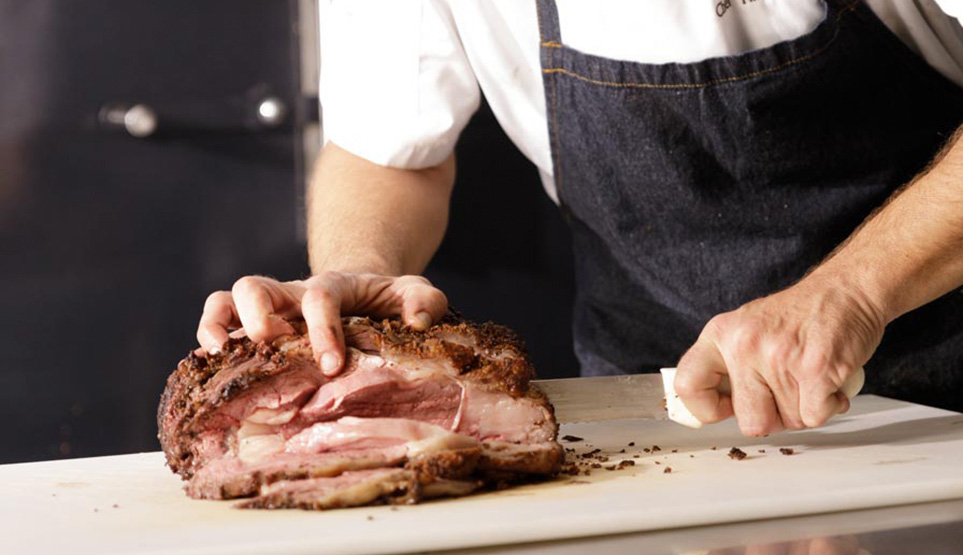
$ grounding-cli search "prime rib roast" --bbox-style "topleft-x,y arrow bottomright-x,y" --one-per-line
157,313 -> 563,510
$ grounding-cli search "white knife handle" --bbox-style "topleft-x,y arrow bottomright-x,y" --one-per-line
660,366 -> 865,429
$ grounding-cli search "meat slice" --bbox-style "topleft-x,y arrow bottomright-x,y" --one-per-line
157,314 -> 563,509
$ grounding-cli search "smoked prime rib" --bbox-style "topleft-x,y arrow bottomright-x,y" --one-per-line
158,315 -> 563,509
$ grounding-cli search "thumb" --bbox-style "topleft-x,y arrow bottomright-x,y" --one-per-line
393,276 -> 448,331
675,338 -> 734,424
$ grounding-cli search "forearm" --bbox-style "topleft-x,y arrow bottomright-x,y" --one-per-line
809,125 -> 963,324
307,141 -> 455,276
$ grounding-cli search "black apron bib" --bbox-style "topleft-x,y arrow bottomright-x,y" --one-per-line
536,0 -> 963,410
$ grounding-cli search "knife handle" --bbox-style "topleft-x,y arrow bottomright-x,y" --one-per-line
661,367 -> 865,429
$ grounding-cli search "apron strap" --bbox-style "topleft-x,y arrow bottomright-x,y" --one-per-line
535,0 -> 562,46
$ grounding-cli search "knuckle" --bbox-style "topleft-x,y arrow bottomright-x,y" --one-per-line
800,403 -> 830,428
204,290 -> 230,309
673,372 -> 698,398
728,326 -> 760,359
702,314 -> 729,339
406,274 -> 432,286
782,415 -> 806,430
232,275 -> 263,297
763,340 -> 793,371
302,286 -> 335,310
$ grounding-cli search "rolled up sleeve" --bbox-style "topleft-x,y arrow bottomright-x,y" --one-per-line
319,0 -> 481,169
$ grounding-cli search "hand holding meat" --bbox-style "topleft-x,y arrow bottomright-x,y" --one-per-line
675,274 -> 885,436
196,272 -> 448,376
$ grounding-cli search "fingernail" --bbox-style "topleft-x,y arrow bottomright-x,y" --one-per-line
320,352 -> 340,374
411,311 -> 432,330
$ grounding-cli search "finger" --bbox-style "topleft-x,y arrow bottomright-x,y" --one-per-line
231,276 -> 299,343
302,273 -> 348,377
730,372 -> 784,437
675,338 -> 734,424
393,276 -> 448,330
197,291 -> 238,353
767,370 -> 805,430
800,378 -> 847,428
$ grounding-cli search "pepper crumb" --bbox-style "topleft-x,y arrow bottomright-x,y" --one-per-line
643,448 -> 651,453
689,454 -> 694,458
652,445 -> 661,452
671,449 -> 678,453
779,447 -> 795,456
711,446 -> 718,450
654,461 -> 661,465
628,442 -> 635,447
561,435 -> 584,442
619,449 -> 626,453
759,449 -> 766,453
728,447 -> 748,460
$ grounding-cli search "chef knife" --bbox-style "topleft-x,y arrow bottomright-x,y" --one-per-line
534,367 -> 865,426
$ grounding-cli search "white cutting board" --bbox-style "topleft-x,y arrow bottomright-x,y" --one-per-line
4,395 -> 963,555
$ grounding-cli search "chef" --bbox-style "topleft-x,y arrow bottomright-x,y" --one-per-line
196,0 -> 963,436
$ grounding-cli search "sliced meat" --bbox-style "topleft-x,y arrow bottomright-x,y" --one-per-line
158,314 -> 563,509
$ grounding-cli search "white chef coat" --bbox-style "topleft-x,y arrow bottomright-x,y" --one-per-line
318,0 -> 963,202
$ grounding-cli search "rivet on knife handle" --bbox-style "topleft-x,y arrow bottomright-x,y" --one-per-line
660,367 -> 866,429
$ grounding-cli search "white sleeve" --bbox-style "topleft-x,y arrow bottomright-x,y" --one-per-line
318,0 -> 481,169
933,0 -> 963,19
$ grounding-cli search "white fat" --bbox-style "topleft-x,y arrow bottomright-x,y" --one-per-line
237,421 -> 275,439
406,430 -> 478,459
246,407 -> 297,425
237,433 -> 285,464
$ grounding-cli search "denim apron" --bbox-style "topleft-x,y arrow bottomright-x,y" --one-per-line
536,0 -> 963,410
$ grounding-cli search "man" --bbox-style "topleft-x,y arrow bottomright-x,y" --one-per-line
197,0 -> 963,436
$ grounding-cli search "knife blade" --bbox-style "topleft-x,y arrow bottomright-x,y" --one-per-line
535,366 -> 865,426
533,374 -> 667,424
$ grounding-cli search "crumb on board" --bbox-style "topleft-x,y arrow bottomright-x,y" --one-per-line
689,454 -> 694,458
366,515 -> 374,521
711,446 -> 718,450
780,447 -> 795,456
561,435 -> 584,442
390,507 -> 399,512
654,461 -> 661,465
619,449 -> 625,453
728,447 -> 748,460
618,460 -> 635,468
643,448 -> 651,453
628,442 -> 635,446
112,504 -> 119,509
759,449 -> 766,453
652,445 -> 661,452
632,454 -> 640,458
664,467 -> 672,474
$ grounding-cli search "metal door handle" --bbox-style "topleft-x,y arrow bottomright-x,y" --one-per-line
98,89 -> 289,139
99,103 -> 159,138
